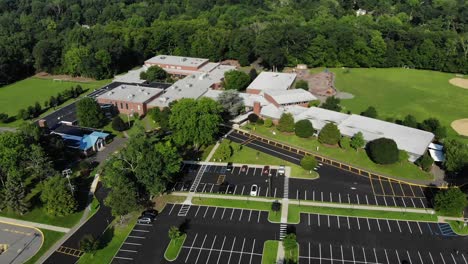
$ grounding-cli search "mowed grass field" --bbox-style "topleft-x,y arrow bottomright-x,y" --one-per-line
0,77 -> 109,117
327,68 -> 468,141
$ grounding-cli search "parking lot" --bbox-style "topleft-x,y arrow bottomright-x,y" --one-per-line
172,163 -> 285,199
0,222 -> 43,264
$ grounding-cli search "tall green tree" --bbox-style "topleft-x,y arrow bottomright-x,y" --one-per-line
277,113 -> 295,133
350,132 -> 365,150
104,177 -> 138,222
223,70 -> 251,91
321,96 -> 342,112
40,175 -> 77,216
318,123 -> 341,145
434,188 -> 467,217
443,139 -> 468,174
140,66 -> 168,82
217,90 -> 244,118
76,98 -> 106,128
1,171 -> 29,214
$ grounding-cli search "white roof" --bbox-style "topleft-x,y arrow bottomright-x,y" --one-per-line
113,66 -> 147,84
145,55 -> 208,69
247,72 -> 296,92
266,89 -> 317,105
203,90 -> 269,108
294,107 -> 349,130
148,65 -> 235,108
97,84 -> 162,103
260,104 -> 284,120
338,114 -> 434,156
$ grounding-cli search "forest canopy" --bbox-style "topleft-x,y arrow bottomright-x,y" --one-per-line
1,0 -> 467,85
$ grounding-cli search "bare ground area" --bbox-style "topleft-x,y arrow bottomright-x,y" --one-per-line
449,77 -> 468,89
451,119 -> 468,136
34,72 -> 96,83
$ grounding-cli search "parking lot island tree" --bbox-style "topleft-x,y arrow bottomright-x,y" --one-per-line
318,123 -> 341,145
79,234 -> 99,254
300,155 -> 318,171
434,188 -> 468,217
283,233 -> 298,264
366,138 -> 399,165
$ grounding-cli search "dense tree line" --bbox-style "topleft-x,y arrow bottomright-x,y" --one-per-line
1,0 -> 467,86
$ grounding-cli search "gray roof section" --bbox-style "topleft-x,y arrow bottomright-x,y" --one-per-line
145,55 -> 208,69
203,90 -> 269,107
113,66 -> 147,84
97,84 -> 162,103
294,107 -> 349,130
247,72 -> 297,92
266,89 -> 317,105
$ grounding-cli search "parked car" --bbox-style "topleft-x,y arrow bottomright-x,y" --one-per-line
141,209 -> 157,219
226,162 -> 233,172
278,165 -> 285,175
241,165 -> 248,173
250,184 -> 258,196
262,166 -> 270,175
137,216 -> 153,224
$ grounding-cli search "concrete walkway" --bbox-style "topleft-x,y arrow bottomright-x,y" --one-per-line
0,217 -> 70,233
205,141 -> 221,162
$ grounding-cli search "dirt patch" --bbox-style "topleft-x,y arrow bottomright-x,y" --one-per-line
449,78 -> 468,89
451,119 -> 468,136
34,72 -> 96,83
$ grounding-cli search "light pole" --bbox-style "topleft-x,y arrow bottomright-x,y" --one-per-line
62,169 -> 74,196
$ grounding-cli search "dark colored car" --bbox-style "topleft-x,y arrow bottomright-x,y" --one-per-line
263,166 -> 270,175
141,209 -> 157,219
226,162 -> 233,172
241,165 -> 248,173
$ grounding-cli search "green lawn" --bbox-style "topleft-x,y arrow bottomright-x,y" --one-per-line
288,204 -> 437,224
328,68 -> 468,142
192,197 -> 282,223
164,234 -> 187,261
448,221 -> 468,236
78,213 -> 138,264
244,124 -> 431,181
24,229 -> 64,264
0,207 -> 84,228
218,140 -> 319,179
0,77 -> 110,126
284,244 -> 299,264
262,240 -> 279,264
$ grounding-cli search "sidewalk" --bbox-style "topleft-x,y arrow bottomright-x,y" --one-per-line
0,217 -> 70,233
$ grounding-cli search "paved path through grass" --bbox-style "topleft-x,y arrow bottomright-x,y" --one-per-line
0,217 -> 70,233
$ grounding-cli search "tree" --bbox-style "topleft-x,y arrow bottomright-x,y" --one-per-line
79,234 -> 99,253
295,80 -> 309,90
76,98 -> 106,128
170,98 -> 222,147
104,177 -> 138,222
248,68 -> 258,82
34,102 -> 42,116
271,201 -> 281,215
248,113 -> 259,123
398,150 -> 410,164
283,233 -> 298,263
360,106 -> 378,118
217,90 -> 244,118
443,139 -> 468,174
295,120 -> 314,138
321,96 -> 341,112
140,66 -> 168,82
264,118 -> 273,128
318,123 -> 341,145
419,118 -> 446,139
40,176 -> 77,216
367,138 -> 399,165
1,171 -> 29,214
223,70 -> 251,91
148,107 -> 171,131
168,226 -> 182,243
278,113 -> 295,133
214,140 -> 232,161
339,137 -> 351,150
416,153 -> 434,172
434,188 -> 467,217
0,113 -> 9,123
350,132 -> 365,150
112,116 -> 127,132
402,114 -> 418,128
301,155 -> 317,171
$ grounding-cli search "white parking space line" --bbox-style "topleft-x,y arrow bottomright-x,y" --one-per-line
451,253 -> 457,264
337,216 -> 340,229
313,191 -> 315,201
258,187 -> 261,196
185,233 -> 199,263
339,193 -> 342,203
265,187 -> 269,197
233,185 -> 237,195
308,214 -> 311,226
297,190 -> 299,199
420,199 -> 426,208
201,183 -> 207,192
366,218 -> 371,231
429,252 -> 435,264
318,214 -> 320,227
386,220 -> 392,232
374,196 -> 378,205
203,207 -> 209,218
120,249 -> 137,253
230,209 -> 235,220
212,207 -> 218,219
168,204 -> 176,215
362,247 -> 367,263
365,195 -> 369,205
418,251 -> 424,264
319,243 -> 322,264
257,211 -> 261,223
227,237 -> 237,264
248,210 -> 252,222
383,196 -> 388,206
221,208 -> 226,219
330,245 -> 333,262
133,229 -> 149,233
115,256 -> 133,260
330,192 -> 333,202
351,246 -> 356,264
407,221 -> 413,234
327,215 -> 330,228
273,188 -> 277,198
440,252 -> 447,264
402,198 -> 407,207
462,254 -> 467,264
396,250 -> 401,264
392,197 -> 397,207
407,250 -> 413,264
356,218 -> 361,230
194,234 -> 207,264
341,245 -> 345,264
347,217 -> 350,230
321,192 -> 324,202
309,243 -> 311,264
416,222 -> 423,234
249,239 -> 256,264
356,194 -> 360,204
206,236 -> 217,263
124,242 -> 142,246
136,223 -> 152,227
373,248 -> 379,263
238,238 -> 246,264
411,198 -> 416,208
241,186 -> 245,195
305,190 -> 307,200
384,249 -> 390,264
195,206 -> 201,217
376,219 -> 381,232
396,220 -> 402,232
216,236 -> 227,264
128,235 -> 145,239
253,168 -> 257,175
239,209 -> 244,221
348,194 -> 351,204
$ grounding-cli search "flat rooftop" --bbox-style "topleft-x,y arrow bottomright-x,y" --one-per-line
266,89 -> 317,105
97,84 -> 163,103
247,72 -> 297,92
145,55 -> 209,69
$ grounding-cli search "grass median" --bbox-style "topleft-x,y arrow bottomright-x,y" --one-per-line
192,197 -> 282,223
448,221 -> 468,236
24,229 -> 64,264
262,240 -> 279,264
164,234 -> 187,261
288,204 -> 437,224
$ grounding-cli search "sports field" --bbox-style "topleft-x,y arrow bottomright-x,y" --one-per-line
0,77 -> 109,117
328,68 -> 468,140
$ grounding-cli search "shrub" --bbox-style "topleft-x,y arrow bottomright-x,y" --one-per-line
112,116 -> 127,131
301,155 -> 317,170
318,123 -> 341,145
295,80 -> 309,90
295,120 -> 314,138
256,118 -> 264,125
308,100 -> 321,107
264,118 -> 273,127
248,113 -> 259,123
321,96 -> 341,112
277,113 -> 295,133
350,132 -> 365,150
434,188 -> 467,217
360,106 -> 378,118
416,152 -> 433,171
0,113 -> 9,123
339,137 -> 351,150
366,138 -> 399,164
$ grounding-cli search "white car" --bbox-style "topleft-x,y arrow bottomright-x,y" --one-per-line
278,165 -> 285,175
250,184 -> 258,196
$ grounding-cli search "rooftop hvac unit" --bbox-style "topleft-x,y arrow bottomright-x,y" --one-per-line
127,94 -> 134,99
160,56 -> 166,59
107,91 -> 114,96
120,85 -> 125,89
139,88 -> 144,92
